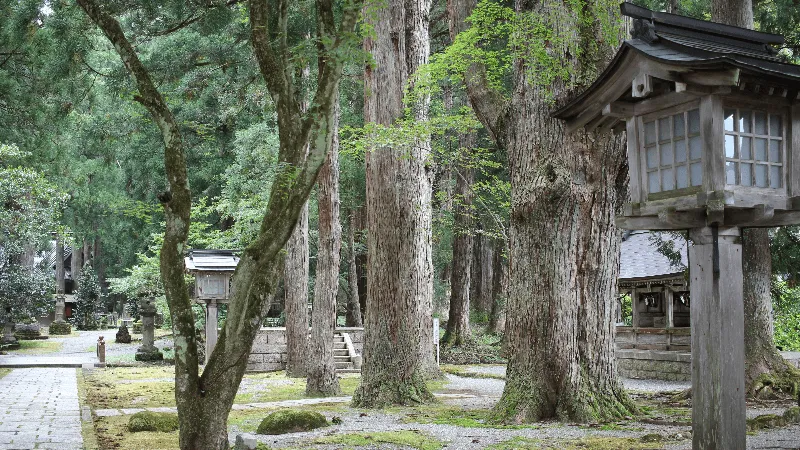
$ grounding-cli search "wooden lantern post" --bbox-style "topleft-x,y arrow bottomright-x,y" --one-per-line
554,4 -> 800,448
185,250 -> 239,365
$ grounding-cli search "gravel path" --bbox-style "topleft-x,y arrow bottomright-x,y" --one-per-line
47,329 -> 174,360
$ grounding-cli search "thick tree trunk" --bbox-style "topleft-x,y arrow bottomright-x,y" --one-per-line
444,160 -> 474,346
354,207 -> 368,319
307,101 -> 342,396
346,210 -> 363,327
488,240 -> 505,334
449,0 -> 635,422
712,0 -> 753,29
285,202 -> 309,378
353,0 -> 438,408
469,234 -> 482,312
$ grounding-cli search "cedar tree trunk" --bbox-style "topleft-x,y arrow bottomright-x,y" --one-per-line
353,0 -> 439,408
77,0 -> 361,447
285,202 -> 309,378
444,157 -> 474,346
307,100 -> 342,396
346,210 -> 363,327
488,239 -> 505,334
449,0 -> 635,422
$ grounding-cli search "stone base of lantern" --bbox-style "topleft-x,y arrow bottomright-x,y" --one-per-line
1,336 -> 20,350
14,323 -> 42,340
135,347 -> 163,362
48,321 -> 72,335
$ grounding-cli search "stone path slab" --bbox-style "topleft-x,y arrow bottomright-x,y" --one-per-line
0,356 -> 97,368
0,368 -> 83,449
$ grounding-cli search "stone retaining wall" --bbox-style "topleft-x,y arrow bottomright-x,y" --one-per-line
616,349 -> 691,381
247,327 -> 364,372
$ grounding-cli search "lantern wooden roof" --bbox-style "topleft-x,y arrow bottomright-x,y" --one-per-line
184,249 -> 239,273
553,3 -> 800,133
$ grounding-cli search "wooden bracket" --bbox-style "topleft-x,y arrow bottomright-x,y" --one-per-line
632,73 -> 653,98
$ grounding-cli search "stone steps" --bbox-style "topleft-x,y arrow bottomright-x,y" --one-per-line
333,332 -> 359,373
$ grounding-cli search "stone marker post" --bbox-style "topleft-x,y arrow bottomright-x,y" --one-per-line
54,295 -> 65,322
135,297 -> 163,361
1,307 -> 19,349
689,226 -> 746,449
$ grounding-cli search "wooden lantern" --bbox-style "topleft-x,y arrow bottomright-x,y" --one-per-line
554,5 -> 800,449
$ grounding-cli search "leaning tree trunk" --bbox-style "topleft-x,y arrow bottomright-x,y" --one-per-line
353,0 -> 439,408
711,0 -> 798,397
77,0 -> 359,447
285,202 -> 309,378
346,210 -> 363,327
449,0 -> 635,422
307,101 -> 342,397
444,160 -> 474,346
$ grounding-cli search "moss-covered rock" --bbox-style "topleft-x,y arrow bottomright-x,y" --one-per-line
256,410 -> 328,435
127,411 -> 179,433
639,433 -> 663,443
783,406 -> 800,424
747,414 -> 784,432
48,321 -> 71,335
14,323 -> 41,340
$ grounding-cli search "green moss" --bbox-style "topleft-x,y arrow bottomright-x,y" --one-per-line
48,321 -> 72,335
751,368 -> 800,397
7,340 -> 62,355
783,406 -> 800,424
0,369 -> 10,380
256,409 -> 328,435
127,411 -> 179,433
399,405 -> 535,429
95,415 -> 178,449
440,364 -> 506,380
639,433 -> 663,443
486,436 -> 666,449
228,405 -> 348,433
312,431 -> 442,450
747,414 -> 784,432
352,373 -> 435,408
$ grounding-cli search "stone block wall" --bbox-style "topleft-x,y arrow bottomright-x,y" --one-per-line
616,349 -> 691,381
247,327 -> 365,372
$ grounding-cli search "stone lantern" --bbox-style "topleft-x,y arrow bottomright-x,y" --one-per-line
554,4 -> 800,449
184,249 -> 239,364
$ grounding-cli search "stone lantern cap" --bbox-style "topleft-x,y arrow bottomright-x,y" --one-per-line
553,3 -> 800,231
139,297 -> 157,316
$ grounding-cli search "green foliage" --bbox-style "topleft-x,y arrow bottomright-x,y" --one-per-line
620,294 -> 632,327
72,266 -> 104,330
772,281 -> 800,351
256,409 -> 328,435
127,411 -> 179,433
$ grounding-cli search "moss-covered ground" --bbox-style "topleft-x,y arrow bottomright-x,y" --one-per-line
312,430 -> 443,450
5,340 -> 62,355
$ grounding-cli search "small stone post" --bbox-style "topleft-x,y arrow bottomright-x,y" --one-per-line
205,300 -> 218,365
689,226 -> 746,450
135,297 -> 162,361
54,295 -> 65,322
96,336 -> 106,366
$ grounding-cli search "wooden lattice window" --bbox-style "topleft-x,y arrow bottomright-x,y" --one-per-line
723,108 -> 784,189
643,108 -> 703,194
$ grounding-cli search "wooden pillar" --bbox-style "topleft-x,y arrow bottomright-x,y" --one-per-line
206,300 -> 218,365
689,226 -> 745,450
665,288 -> 674,329
630,288 -> 639,328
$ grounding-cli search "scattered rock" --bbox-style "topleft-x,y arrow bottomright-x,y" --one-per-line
115,325 -> 132,344
127,411 -> 179,433
256,410 -> 328,435
783,406 -> 800,424
14,322 -> 41,340
234,434 -> 258,450
640,433 -> 663,443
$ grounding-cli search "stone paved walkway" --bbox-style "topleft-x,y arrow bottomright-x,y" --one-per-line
0,368 -> 83,449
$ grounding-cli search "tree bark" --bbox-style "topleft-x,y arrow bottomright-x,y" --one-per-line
307,99 -> 342,396
284,202 -> 309,378
710,0 -> 799,397
71,239 -> 83,292
444,155 -> 474,346
353,0 -> 439,408
346,210 -> 363,327
449,0 -> 635,422
488,239 -> 505,334
77,0 -> 360,447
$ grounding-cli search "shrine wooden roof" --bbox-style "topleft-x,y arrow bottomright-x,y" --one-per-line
552,3 -> 800,131
619,230 -> 687,282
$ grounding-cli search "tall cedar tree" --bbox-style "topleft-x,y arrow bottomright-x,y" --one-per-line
75,0 -> 361,447
711,0 -> 800,395
448,0 -> 635,422
352,0 -> 441,408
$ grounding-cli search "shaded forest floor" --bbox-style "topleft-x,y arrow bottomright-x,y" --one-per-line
76,364 -> 800,449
